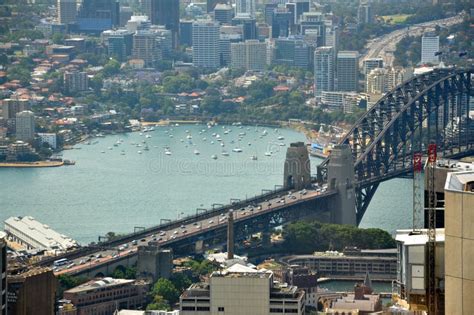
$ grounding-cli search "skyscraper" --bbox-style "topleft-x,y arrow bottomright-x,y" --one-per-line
76,0 -> 120,33
132,30 -> 161,67
300,12 -> 326,47
57,0 -> 77,24
421,34 -> 440,64
232,15 -> 257,40
1,232 -> 6,315
357,2 -> 373,24
236,0 -> 256,18
15,111 -> 35,142
272,7 -> 292,38
149,0 -> 180,48
214,4 -> 234,25
314,46 -> 334,97
192,21 -> 220,68
336,51 -> 359,92
363,58 -> 384,76
231,40 -> 267,71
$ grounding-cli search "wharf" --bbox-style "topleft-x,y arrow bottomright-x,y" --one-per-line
0,161 -> 64,168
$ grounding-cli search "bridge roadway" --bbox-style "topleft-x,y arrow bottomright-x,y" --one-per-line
55,187 -> 335,276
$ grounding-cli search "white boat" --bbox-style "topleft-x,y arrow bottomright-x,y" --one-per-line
248,142 -> 252,146
169,135 -> 174,138
139,132 -> 143,136
165,150 -> 172,155
265,152 -> 272,156
239,132 -> 246,136
221,151 -> 229,156
262,130 -> 268,136
186,134 -> 192,139
220,143 -> 224,147
175,123 -> 179,126
251,155 -> 258,160
203,137 -> 207,141
224,130 -> 229,134
211,155 -> 218,160
185,130 -> 190,133
144,145 -> 150,151
278,143 -> 286,146
194,149 -> 200,155
108,147 -> 113,150
146,135 -> 152,138
120,151 -> 125,155
278,136 -> 284,140
232,148 -> 242,153
180,139 -> 184,142
138,151 -> 142,154
211,141 -> 215,144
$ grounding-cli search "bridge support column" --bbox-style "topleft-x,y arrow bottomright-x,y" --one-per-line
327,144 -> 356,225
284,142 -> 311,190
261,230 -> 271,248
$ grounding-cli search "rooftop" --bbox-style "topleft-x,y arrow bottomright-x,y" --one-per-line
445,171 -> 474,193
395,229 -> 445,245
65,277 -> 135,294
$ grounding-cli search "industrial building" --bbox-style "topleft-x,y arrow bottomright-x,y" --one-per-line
444,171 -> 474,314
180,264 -> 306,315
4,216 -> 78,252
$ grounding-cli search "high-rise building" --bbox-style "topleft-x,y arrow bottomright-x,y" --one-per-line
192,21 -> 220,68
64,71 -> 89,93
15,111 -> 35,142
180,264 -> 306,315
363,58 -> 383,77
300,12 -> 325,47
286,0 -> 309,25
0,232 -> 6,315
57,0 -> 77,24
314,46 -> 334,97
231,40 -> 267,71
103,29 -> 134,61
119,6 -> 133,27
264,3 -> 278,25
232,15 -> 257,40
219,32 -> 242,66
272,7 -> 292,38
366,68 -> 388,94
180,20 -> 193,46
7,268 -> 57,315
214,4 -> 234,25
76,0 -> 120,33
336,51 -> 359,92
0,99 -> 30,120
149,0 -> 180,48
132,30 -> 161,67
274,36 -> 310,68
357,2 -> 373,24
421,34 -> 440,64
444,171 -> 474,315
207,0 -> 226,13
325,25 -> 339,53
236,0 -> 255,18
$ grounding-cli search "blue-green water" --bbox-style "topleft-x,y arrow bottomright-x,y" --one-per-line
0,124 -> 412,244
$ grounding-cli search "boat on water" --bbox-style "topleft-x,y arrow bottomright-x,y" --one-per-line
63,159 -> 76,165
138,151 -> 142,154
120,151 -> 125,155
250,155 -> 258,160
165,150 -> 172,155
232,148 -> 243,153
101,151 -> 105,153
108,147 -> 113,150
169,135 -> 174,138
211,155 -> 218,160
264,152 -> 272,156
194,149 -> 200,155
278,143 -> 286,146
278,136 -> 284,140
186,134 -> 192,139
146,135 -> 152,138
248,142 -> 251,146
221,151 -> 229,156
144,145 -> 150,151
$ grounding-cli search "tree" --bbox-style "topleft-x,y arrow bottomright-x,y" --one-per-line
147,295 -> 171,311
151,278 -> 180,304
170,273 -> 192,292
102,58 -> 121,77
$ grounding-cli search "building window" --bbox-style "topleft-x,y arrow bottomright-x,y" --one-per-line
270,308 -> 284,313
197,307 -> 210,311
218,306 -> 225,311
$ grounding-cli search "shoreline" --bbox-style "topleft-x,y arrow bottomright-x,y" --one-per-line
0,161 -> 64,168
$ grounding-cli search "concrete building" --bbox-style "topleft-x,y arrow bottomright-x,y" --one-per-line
76,0 -> 120,33
1,232 -> 6,315
395,229 -> 445,312
363,58 -> 383,77
64,71 -> 89,93
336,51 -> 359,92
330,276 -> 382,314
7,268 -> 57,315
231,40 -> 267,71
321,91 -> 361,113
192,21 -> 220,68
1,99 -> 30,120
120,7 -> 133,27
421,34 -> 440,64
57,0 -> 77,24
444,171 -> 474,314
236,0 -> 255,18
300,12 -> 326,47
137,243 -> 173,282
4,216 -> 78,252
103,29 -> 134,62
214,4 -> 233,25
357,2 -> 373,24
180,264 -> 306,315
15,111 -> 35,142
132,30 -> 161,67
64,278 -> 149,315
149,0 -> 179,48
366,68 -> 388,95
37,133 -> 58,149
271,7 -> 292,38
231,15 -> 257,40
314,46 -> 334,97
273,36 -> 310,69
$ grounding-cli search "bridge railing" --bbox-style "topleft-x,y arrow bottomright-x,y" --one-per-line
34,185 -> 291,267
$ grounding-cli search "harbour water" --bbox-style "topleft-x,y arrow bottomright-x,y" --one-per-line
0,124 -> 412,244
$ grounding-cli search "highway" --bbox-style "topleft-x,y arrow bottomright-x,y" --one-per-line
54,186 -> 332,276
360,13 -> 464,68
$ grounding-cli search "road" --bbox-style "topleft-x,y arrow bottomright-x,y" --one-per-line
54,186 -> 332,276
360,13 -> 464,68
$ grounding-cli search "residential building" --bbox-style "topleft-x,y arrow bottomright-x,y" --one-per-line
219,30 -> 242,66
103,29 -> 134,62
76,0 -> 120,33
7,268 -> 57,315
149,0 -> 180,48
366,68 -> 388,95
180,264 -> 306,315
336,51 -> 359,92
57,0 -> 77,24
231,40 -> 267,71
4,216 -> 78,252
37,133 -> 58,149
132,30 -> 161,67
64,278 -> 149,315
192,21 -> 220,68
395,229 -> 445,312
363,58 -> 383,77
64,71 -> 89,93
137,243 -> 173,282
1,232 -> 6,315
126,15 -> 152,32
15,111 -> 35,142
421,34 -> 440,64
314,46 -> 334,97
1,99 -> 30,120
274,36 -> 310,68
357,2 -> 373,24
236,0 -> 255,18
444,171 -> 474,314
231,15 -> 257,40
325,26 -> 339,53
321,91 -> 362,113
214,4 -> 233,25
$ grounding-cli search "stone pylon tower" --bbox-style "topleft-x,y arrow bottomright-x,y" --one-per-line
283,142 -> 311,190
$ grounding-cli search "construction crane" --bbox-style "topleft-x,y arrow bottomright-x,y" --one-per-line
412,152 -> 423,231
426,144 -> 437,315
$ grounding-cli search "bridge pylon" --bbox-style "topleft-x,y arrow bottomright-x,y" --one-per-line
327,144 -> 356,225
283,142 -> 311,190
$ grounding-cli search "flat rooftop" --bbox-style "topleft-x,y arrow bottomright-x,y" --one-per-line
445,170 -> 474,193
396,229 -> 445,245
65,277 -> 135,294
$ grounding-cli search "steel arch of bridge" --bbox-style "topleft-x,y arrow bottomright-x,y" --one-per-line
318,67 -> 473,224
